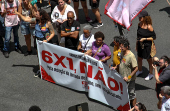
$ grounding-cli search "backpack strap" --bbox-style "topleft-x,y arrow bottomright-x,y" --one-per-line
4,0 -> 18,9
4,0 -> 7,9
15,0 -> 18,11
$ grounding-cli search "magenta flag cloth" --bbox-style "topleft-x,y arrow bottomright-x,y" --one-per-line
105,0 -> 153,30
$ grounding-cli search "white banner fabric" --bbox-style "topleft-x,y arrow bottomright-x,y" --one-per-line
37,41 -> 130,110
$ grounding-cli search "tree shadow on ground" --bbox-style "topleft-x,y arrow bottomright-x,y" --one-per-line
12,64 -> 39,74
135,83 -> 154,91
159,7 -> 170,17
137,66 -> 150,78
21,45 -> 37,55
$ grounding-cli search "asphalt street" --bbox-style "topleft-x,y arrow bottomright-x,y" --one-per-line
0,0 -> 170,111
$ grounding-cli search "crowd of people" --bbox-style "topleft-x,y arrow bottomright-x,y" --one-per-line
0,0 -> 170,110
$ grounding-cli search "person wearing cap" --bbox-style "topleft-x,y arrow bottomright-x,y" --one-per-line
135,10 -> 156,80
157,86 -> 170,110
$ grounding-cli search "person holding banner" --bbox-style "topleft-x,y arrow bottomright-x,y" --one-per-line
77,25 -> 95,53
85,31 -> 111,65
110,36 -> 122,72
61,11 -> 80,50
135,10 -> 156,80
119,38 -> 138,107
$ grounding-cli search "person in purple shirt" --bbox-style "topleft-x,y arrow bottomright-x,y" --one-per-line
86,31 -> 111,64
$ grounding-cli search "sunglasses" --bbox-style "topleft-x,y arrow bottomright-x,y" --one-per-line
67,17 -> 73,20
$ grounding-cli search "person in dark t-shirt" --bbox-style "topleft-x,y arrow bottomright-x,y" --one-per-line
61,11 -> 80,50
153,56 -> 170,99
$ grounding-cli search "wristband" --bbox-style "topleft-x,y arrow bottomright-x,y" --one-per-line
128,75 -> 132,79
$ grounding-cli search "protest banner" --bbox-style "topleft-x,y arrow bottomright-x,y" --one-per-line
37,41 -> 130,110
104,0 -> 153,30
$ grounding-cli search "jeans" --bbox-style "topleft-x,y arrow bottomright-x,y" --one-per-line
0,16 -> 4,46
3,25 -> 20,52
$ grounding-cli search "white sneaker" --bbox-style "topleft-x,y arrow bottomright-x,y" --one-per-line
136,70 -> 143,76
145,73 -> 153,80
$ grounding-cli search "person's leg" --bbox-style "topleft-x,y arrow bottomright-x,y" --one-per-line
13,25 -> 22,53
51,0 -> 58,12
92,8 -> 101,23
73,0 -> 79,20
25,34 -> 31,51
136,56 -> 143,76
3,26 -> 12,52
145,57 -> 154,80
138,56 -> 143,71
81,0 -> 92,22
3,26 -> 12,58
147,57 -> 153,74
81,0 -> 88,18
128,80 -> 136,108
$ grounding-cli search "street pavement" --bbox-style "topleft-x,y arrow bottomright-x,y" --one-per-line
0,0 -> 170,111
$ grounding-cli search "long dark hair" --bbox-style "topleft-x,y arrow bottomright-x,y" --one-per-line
38,9 -> 51,24
136,103 -> 147,111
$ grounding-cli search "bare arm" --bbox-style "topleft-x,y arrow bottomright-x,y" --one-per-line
100,55 -> 111,62
157,94 -> 163,109
15,10 -> 36,23
139,24 -> 156,42
153,65 -> 161,84
70,31 -> 79,39
85,49 -> 92,56
44,22 -> 55,42
124,66 -> 138,82
77,41 -> 82,50
61,31 -> 72,37
167,0 -> 170,5
18,1 -> 22,19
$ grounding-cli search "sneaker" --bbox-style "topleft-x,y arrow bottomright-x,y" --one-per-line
15,46 -> 23,54
93,22 -> 103,29
86,17 -> 92,23
34,70 -> 41,78
3,51 -> 9,58
136,70 -> 143,76
24,50 -> 32,56
46,5 -> 51,8
90,19 -> 98,25
145,73 -> 153,80
15,48 -> 22,54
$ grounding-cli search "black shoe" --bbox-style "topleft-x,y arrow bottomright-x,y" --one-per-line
3,51 -> 9,58
34,70 -> 41,78
90,19 -> 98,25
93,22 -> 103,28
15,46 -> 23,54
24,50 -> 32,56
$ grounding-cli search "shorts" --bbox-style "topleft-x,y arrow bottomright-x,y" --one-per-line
21,21 -> 31,35
89,0 -> 100,9
127,80 -> 136,100
73,0 -> 85,2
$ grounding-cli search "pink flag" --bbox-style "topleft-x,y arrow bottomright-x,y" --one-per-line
105,0 -> 153,30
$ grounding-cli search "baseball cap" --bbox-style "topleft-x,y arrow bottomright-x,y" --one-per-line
138,10 -> 149,17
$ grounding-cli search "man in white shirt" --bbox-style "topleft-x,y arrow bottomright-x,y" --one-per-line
157,86 -> 170,111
